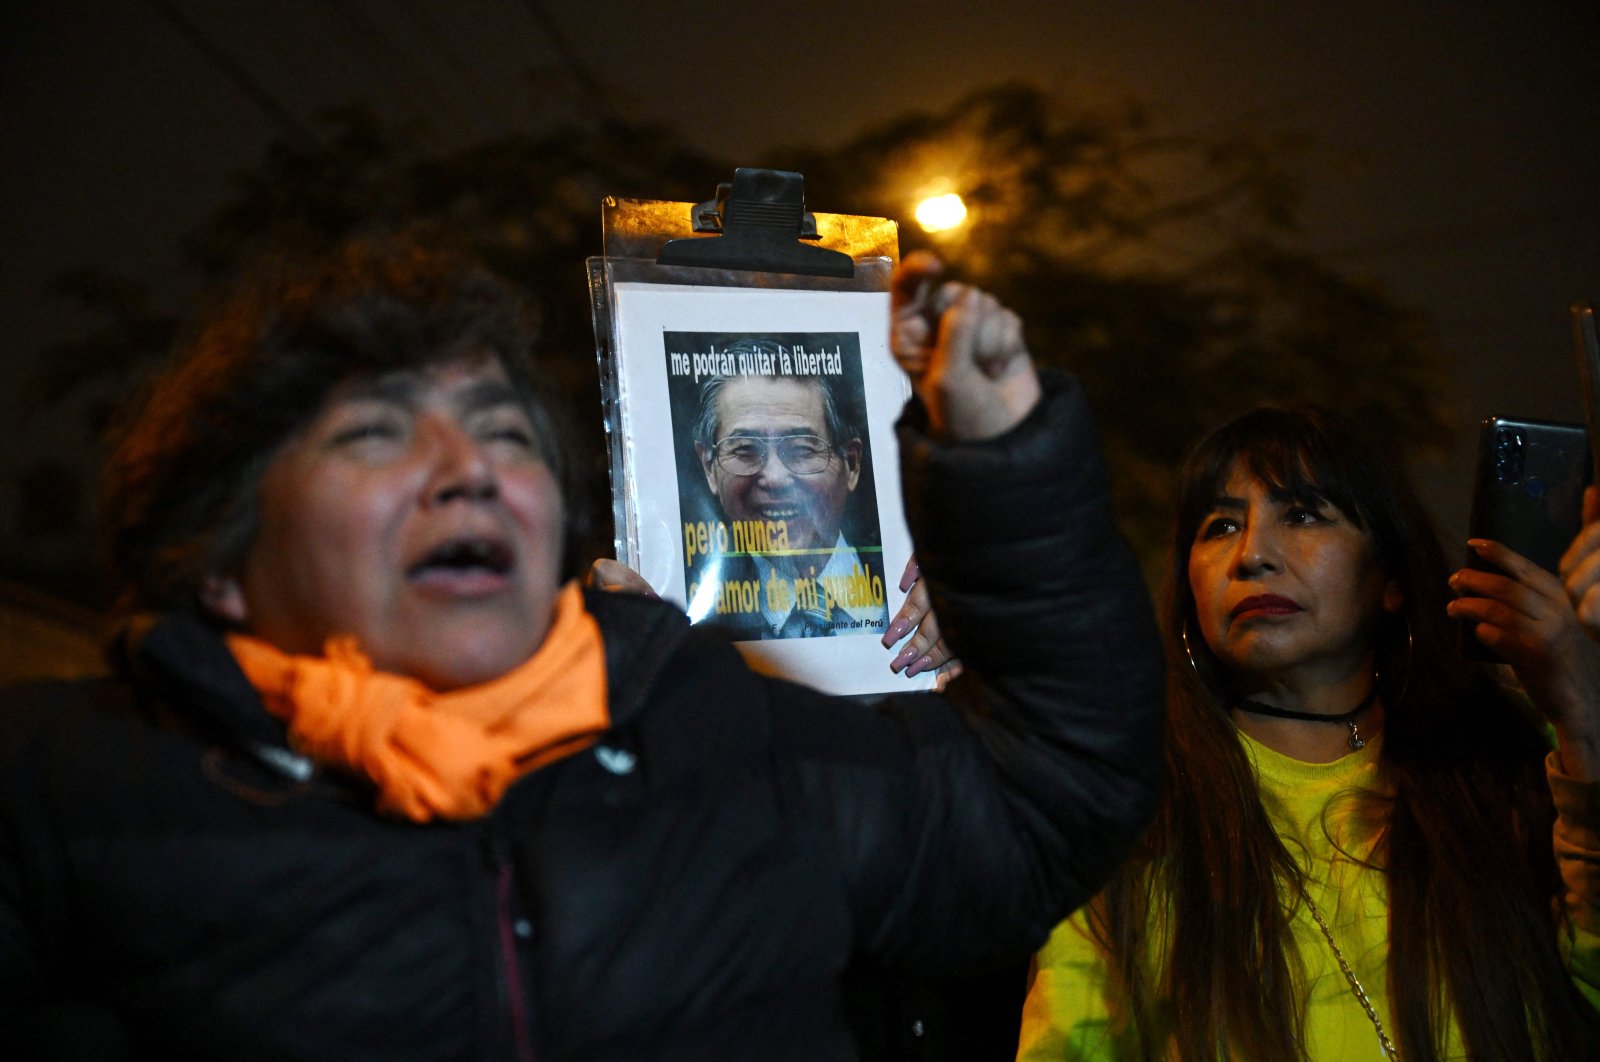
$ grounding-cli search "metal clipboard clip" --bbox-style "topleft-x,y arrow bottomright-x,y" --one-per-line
655,168 -> 855,279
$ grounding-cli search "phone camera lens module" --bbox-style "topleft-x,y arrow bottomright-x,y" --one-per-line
1494,428 -> 1525,483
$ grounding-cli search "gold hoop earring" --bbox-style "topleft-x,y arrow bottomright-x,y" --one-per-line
1181,619 -> 1205,684
1389,613 -> 1414,706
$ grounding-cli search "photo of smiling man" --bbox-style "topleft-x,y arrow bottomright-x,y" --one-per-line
665,334 -> 890,642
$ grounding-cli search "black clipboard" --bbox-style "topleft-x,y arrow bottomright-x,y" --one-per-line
586,169 -> 933,695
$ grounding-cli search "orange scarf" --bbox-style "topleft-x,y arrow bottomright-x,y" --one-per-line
226,582 -> 608,822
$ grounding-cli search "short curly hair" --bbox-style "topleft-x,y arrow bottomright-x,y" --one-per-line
106,238 -> 582,616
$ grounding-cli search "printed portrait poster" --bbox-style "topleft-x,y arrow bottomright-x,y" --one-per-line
608,282 -> 935,695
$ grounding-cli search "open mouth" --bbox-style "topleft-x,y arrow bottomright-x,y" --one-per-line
408,537 -> 514,584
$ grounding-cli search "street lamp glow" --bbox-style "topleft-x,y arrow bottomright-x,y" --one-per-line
915,193 -> 968,233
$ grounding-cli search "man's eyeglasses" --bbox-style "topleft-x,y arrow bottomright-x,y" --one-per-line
711,434 -> 838,476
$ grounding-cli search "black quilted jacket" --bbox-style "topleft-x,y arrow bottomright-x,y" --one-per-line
0,374 -> 1162,1061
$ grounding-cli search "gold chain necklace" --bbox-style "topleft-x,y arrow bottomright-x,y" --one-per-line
1301,891 -> 1400,1060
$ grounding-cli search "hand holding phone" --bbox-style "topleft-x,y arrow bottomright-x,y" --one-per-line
1457,415 -> 1590,661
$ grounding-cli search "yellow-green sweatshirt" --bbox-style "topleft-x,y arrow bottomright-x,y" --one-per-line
1016,732 -> 1600,1060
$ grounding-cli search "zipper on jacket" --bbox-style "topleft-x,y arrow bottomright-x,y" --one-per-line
483,834 -> 536,1062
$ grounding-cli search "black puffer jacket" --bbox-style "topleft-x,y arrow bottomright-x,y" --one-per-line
0,375 -> 1162,1061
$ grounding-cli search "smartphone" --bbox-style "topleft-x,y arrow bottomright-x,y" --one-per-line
1465,415 -> 1590,576
1460,416 -> 1590,660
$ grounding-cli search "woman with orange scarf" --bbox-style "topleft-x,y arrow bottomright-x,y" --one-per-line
0,241 -> 1162,1061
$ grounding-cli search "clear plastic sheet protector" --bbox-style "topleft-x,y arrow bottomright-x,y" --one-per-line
588,196 -> 937,695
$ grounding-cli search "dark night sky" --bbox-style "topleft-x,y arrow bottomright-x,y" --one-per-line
3,0 -> 1598,591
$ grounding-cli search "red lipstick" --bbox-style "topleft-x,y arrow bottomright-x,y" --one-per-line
1231,594 -> 1301,620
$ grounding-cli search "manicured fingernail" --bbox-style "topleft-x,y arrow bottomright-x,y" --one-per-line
891,646 -> 919,671
882,618 -> 912,646
1467,539 -> 1490,551
899,564 -> 921,592
905,654 -> 935,678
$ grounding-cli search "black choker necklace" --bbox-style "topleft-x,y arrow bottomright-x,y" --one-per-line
1236,685 -> 1380,751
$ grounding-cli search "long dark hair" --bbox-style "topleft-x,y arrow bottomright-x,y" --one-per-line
1091,406 -> 1596,1060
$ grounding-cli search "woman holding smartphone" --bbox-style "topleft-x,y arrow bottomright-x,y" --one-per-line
1018,406 -> 1600,1060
